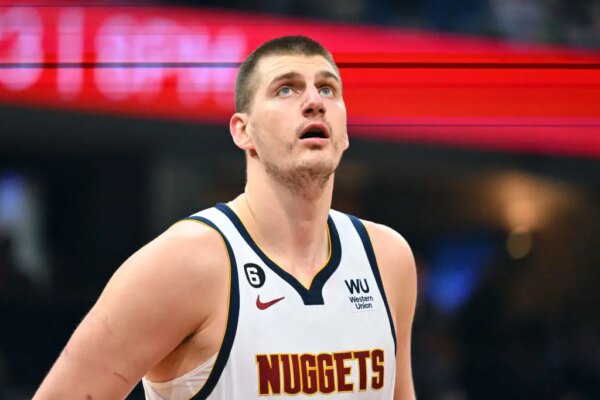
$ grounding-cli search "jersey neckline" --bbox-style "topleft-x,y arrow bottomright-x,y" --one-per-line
215,202 -> 342,305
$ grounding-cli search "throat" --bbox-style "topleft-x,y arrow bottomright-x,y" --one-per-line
278,254 -> 331,289
265,226 -> 332,290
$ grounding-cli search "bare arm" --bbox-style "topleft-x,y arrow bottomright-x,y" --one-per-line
33,221 -> 228,399
365,221 -> 418,400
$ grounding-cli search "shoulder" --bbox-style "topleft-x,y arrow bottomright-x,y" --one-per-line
100,217 -> 232,331
94,217 -> 232,352
113,218 -> 230,293
123,216 -> 229,273
159,217 -> 231,265
360,219 -> 414,274
334,210 -> 414,278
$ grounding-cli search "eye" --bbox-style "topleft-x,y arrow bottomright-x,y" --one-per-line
278,86 -> 293,97
319,86 -> 334,97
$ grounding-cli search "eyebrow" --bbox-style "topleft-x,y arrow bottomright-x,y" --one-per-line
268,71 -> 302,87
316,70 -> 341,83
268,70 -> 341,87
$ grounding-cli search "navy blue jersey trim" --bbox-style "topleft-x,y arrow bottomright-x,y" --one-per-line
182,216 -> 240,400
216,202 -> 341,306
348,215 -> 398,354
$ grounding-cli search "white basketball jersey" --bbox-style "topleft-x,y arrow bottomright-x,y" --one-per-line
147,203 -> 397,399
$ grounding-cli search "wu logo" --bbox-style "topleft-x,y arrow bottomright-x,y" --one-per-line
344,278 -> 370,294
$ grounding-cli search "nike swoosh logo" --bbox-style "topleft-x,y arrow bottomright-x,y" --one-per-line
256,295 -> 285,310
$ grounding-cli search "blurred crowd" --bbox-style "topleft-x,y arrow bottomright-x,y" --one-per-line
169,0 -> 600,49
411,255 -> 600,400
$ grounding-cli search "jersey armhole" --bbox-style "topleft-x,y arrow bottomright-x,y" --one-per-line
181,216 -> 240,399
347,215 -> 398,354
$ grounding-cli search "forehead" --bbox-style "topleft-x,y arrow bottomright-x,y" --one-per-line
255,54 -> 340,86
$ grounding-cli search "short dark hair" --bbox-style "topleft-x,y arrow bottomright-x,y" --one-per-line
235,36 -> 339,113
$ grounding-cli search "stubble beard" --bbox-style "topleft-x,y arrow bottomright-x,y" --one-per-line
264,141 -> 342,201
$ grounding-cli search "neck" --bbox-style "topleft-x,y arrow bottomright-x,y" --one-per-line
229,167 -> 333,281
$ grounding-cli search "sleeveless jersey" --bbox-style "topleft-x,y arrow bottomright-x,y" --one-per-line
143,203 -> 397,399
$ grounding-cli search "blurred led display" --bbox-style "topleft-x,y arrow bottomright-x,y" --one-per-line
0,3 -> 599,156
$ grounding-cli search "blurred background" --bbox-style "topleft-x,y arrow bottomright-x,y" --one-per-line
0,0 -> 599,399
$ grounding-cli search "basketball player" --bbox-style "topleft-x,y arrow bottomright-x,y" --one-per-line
33,36 -> 417,399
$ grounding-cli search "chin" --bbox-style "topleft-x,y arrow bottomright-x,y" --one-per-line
293,158 -> 338,181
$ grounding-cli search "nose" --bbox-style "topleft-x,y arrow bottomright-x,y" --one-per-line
302,86 -> 325,118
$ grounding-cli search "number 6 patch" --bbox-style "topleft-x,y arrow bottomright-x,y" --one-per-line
244,263 -> 266,288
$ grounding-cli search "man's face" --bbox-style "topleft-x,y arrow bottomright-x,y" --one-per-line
244,53 -> 349,189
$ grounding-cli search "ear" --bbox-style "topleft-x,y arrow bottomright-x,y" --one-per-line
229,112 -> 254,151
342,128 -> 350,151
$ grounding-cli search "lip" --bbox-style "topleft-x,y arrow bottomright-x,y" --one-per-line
298,122 -> 331,140
299,137 -> 330,147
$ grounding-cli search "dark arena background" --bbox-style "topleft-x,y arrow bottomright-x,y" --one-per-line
0,0 -> 599,398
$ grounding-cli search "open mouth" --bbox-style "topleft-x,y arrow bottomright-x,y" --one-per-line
300,128 -> 328,139
299,123 -> 330,140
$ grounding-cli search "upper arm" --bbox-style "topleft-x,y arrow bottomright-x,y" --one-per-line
364,221 -> 417,400
33,221 -> 229,399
